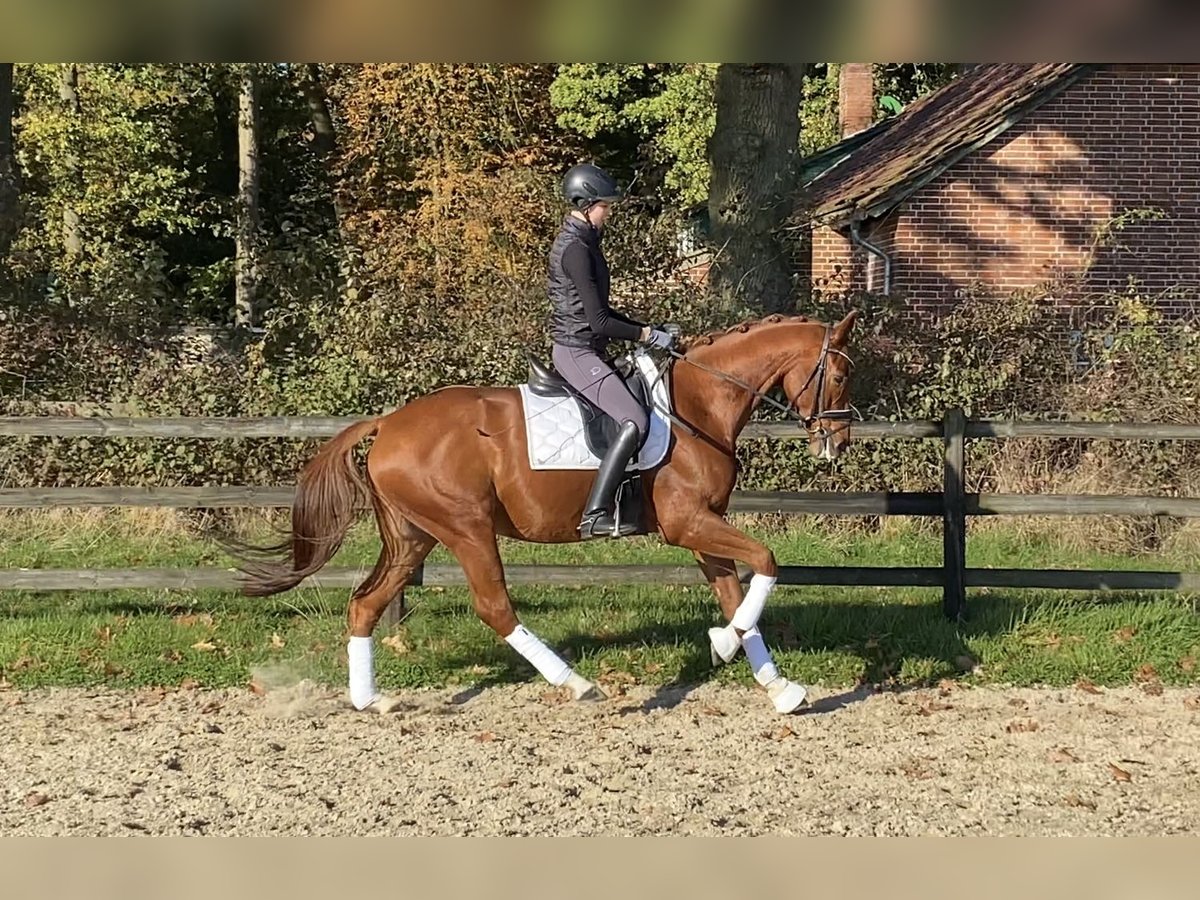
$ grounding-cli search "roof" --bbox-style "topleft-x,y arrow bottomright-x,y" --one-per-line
797,63 -> 1098,228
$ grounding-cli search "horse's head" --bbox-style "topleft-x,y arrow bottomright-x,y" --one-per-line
779,310 -> 858,461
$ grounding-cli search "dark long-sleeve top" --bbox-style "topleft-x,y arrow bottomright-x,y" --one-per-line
559,241 -> 645,342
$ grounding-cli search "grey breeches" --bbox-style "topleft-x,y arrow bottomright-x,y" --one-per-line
551,344 -> 650,443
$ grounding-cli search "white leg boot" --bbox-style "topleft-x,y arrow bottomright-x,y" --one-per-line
743,626 -> 809,714
348,636 -> 405,713
708,573 -> 778,665
506,624 -> 607,701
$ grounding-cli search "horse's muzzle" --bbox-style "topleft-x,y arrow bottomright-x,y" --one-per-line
809,425 -> 849,461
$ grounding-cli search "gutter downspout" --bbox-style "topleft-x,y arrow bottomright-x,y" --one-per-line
849,218 -> 891,295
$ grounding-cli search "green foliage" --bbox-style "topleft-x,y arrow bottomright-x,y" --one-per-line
799,64 -> 842,156
873,64 -> 959,119
622,65 -> 718,207
550,63 -> 716,205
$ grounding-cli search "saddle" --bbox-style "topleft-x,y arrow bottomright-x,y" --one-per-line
524,353 -> 656,539
525,354 -> 653,459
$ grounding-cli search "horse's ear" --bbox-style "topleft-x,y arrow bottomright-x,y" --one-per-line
832,309 -> 860,345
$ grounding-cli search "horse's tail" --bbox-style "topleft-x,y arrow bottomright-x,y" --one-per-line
234,417 -> 381,597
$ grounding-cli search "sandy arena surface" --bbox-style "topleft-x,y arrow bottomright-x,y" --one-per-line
2,677 -> 1199,836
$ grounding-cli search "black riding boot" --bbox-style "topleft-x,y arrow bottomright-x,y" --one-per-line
579,420 -> 642,540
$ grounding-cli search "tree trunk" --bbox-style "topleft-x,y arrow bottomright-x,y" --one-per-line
303,64 -> 336,157
58,64 -> 82,259
0,63 -> 19,258
235,65 -> 260,329
706,64 -> 808,315
301,62 -> 349,226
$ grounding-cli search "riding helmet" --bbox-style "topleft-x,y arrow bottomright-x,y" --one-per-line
562,163 -> 622,211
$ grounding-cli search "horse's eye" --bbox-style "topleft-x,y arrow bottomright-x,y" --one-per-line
832,374 -> 846,385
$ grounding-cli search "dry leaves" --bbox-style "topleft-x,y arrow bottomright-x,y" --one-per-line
1134,664 -> 1160,683
1028,633 -> 1063,650
270,633 -> 286,649
764,725 -> 796,741
174,613 -> 214,628
381,634 -> 409,655
1113,626 -> 1137,644
699,704 -> 726,717
1048,747 -> 1081,763
1063,793 -> 1097,811
1184,695 -> 1200,711
597,669 -> 636,691
190,640 -> 217,653
918,700 -> 954,716
899,757 -> 936,780
472,731 -> 499,743
1179,656 -> 1196,674
1075,678 -> 1103,695
23,792 -> 50,808
1108,763 -> 1133,783
1006,719 -> 1040,733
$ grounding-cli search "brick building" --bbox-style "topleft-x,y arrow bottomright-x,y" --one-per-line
800,64 -> 1200,322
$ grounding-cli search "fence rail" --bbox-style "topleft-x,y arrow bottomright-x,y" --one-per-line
4,410 -> 1200,621
5,486 -> 1200,519
6,415 -> 1200,441
3,565 -> 1199,593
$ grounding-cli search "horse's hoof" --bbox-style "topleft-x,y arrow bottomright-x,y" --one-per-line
565,671 -> 607,702
708,626 -> 740,666
766,677 -> 808,714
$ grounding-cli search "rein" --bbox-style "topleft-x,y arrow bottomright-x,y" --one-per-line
664,324 -> 854,434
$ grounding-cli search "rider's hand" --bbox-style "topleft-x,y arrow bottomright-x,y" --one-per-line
645,328 -> 674,350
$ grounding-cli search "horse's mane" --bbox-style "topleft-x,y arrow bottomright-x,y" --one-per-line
682,313 -> 812,351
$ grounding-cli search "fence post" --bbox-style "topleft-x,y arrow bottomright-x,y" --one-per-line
380,563 -> 424,629
942,408 -> 967,621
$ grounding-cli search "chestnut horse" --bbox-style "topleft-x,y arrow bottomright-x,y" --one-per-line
235,310 -> 858,715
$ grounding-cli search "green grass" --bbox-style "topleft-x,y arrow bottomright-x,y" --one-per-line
2,512 -> 1199,692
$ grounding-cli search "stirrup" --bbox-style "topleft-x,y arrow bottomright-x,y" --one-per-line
579,509 -> 637,540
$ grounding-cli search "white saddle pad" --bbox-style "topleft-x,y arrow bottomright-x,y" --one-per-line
518,352 -> 673,471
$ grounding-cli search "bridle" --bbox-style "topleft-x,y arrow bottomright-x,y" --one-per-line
663,324 -> 855,436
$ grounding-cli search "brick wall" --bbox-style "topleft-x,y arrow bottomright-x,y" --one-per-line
810,64 -> 1200,321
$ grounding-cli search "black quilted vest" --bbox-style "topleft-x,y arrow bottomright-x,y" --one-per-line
548,214 -> 610,351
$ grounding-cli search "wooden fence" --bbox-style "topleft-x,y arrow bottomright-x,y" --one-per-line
4,411 -> 1200,621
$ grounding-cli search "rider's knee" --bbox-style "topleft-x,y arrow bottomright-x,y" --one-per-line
623,411 -> 650,445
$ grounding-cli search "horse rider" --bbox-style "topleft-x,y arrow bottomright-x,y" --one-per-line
547,163 -> 676,539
